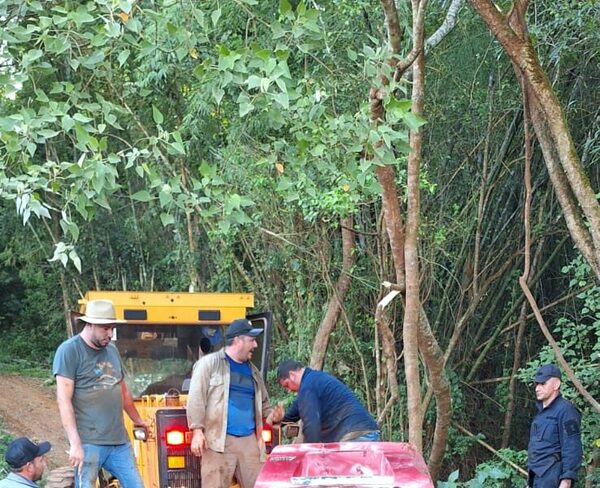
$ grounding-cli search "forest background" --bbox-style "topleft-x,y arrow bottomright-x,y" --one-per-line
0,0 -> 599,486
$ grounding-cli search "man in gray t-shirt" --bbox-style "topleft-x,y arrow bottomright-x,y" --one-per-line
53,299 -> 145,488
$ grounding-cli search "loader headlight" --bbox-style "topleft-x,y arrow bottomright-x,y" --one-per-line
133,426 -> 148,441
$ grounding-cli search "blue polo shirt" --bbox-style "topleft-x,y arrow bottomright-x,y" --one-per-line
225,354 -> 255,436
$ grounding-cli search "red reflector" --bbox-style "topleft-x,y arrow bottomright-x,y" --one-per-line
262,428 -> 272,444
166,430 -> 185,446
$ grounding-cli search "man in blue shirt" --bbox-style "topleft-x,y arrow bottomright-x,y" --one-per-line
187,318 -> 274,488
271,360 -> 380,443
0,437 -> 51,488
527,364 -> 583,488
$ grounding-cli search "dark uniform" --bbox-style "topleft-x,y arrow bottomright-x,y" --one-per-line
528,394 -> 582,487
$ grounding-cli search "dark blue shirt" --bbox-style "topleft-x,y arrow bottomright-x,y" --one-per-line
527,394 -> 582,481
283,368 -> 378,443
225,354 -> 255,436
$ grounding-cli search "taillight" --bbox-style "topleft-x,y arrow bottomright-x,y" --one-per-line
166,429 -> 186,446
262,427 -> 273,444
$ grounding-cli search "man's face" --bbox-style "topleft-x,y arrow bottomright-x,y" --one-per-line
30,455 -> 46,482
535,377 -> 560,403
90,324 -> 115,349
235,335 -> 258,361
279,371 -> 300,393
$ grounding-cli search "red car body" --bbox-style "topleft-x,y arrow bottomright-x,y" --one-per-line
255,441 -> 434,487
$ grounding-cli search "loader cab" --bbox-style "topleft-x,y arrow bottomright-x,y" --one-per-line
79,292 -> 272,397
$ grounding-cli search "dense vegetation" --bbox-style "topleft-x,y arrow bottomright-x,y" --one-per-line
0,0 -> 599,485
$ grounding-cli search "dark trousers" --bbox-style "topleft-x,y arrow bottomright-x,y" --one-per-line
528,461 -> 563,488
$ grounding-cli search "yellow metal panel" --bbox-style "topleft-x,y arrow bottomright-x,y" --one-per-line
80,291 -> 254,324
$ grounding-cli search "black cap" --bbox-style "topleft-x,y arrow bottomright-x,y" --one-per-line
5,437 -> 51,469
534,364 -> 562,383
226,318 -> 263,339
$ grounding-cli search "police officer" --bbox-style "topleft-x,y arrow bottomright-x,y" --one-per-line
527,364 -> 583,488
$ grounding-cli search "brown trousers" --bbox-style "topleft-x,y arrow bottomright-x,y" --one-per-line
201,434 -> 263,488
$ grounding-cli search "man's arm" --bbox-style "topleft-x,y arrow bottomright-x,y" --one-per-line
282,398 -> 300,423
120,380 -> 146,426
558,404 -> 583,485
187,359 -> 210,457
56,375 -> 84,470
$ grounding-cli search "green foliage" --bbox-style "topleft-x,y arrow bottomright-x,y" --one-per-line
0,419 -> 13,477
437,449 -> 526,487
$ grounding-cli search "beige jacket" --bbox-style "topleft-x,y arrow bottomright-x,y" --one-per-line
186,348 -> 272,460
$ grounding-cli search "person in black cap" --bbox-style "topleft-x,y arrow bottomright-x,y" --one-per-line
0,437 -> 51,487
527,364 -> 583,488
187,318 -> 275,488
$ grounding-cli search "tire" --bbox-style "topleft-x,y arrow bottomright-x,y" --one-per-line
45,466 -> 75,488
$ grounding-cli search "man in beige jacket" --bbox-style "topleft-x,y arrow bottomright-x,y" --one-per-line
187,318 -> 273,488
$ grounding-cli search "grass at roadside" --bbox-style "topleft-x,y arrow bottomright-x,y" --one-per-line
0,356 -> 52,380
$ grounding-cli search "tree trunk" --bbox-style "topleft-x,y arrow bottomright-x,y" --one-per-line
310,217 -> 356,370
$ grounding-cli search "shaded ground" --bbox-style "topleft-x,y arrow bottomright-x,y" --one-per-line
0,374 -> 69,470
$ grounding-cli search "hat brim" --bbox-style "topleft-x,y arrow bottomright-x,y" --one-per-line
227,328 -> 264,339
79,316 -> 126,325
36,441 -> 51,457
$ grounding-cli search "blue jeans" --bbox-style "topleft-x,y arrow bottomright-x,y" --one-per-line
352,431 -> 381,442
75,443 -> 143,488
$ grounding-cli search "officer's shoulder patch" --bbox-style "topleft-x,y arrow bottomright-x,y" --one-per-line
564,419 -> 580,436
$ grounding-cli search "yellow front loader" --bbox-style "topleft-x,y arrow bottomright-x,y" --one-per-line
47,291 -> 274,488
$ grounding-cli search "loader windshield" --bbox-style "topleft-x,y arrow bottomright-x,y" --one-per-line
113,323 -> 225,397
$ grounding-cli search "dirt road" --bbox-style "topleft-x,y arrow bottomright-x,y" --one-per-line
0,374 -> 69,469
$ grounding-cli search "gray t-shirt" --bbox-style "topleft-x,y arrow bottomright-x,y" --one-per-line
53,335 -> 128,444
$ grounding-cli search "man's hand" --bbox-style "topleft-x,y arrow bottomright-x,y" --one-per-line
133,419 -> 149,429
266,403 -> 285,425
190,429 -> 208,457
68,443 -> 84,471
558,480 -> 572,488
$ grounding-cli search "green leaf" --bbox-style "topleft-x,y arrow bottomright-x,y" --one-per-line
246,75 -> 262,90
81,50 -> 105,68
159,189 -> 173,207
69,9 -> 95,25
22,49 -> 43,67
131,190 -> 153,202
117,49 -> 130,67
38,129 -> 60,138
105,21 -> 121,38
35,89 -> 49,103
279,0 -> 292,16
160,212 -> 175,226
273,92 -> 289,109
403,112 -> 427,130
73,113 -> 93,123
61,116 -> 75,132
152,106 -> 164,125
212,85 -> 224,105
211,8 -> 221,27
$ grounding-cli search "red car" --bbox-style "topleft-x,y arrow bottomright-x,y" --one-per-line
255,441 -> 434,487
